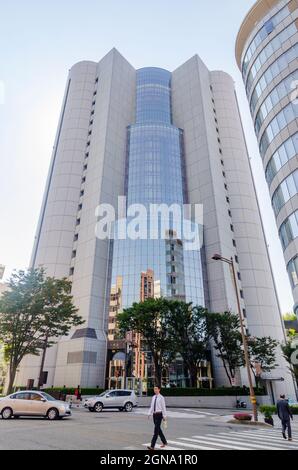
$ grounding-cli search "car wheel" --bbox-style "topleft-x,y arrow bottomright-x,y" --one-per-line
88,407 -> 95,412
2,407 -> 13,419
47,408 -> 59,420
94,402 -> 103,413
124,402 -> 133,412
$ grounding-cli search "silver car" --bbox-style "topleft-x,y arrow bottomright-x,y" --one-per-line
85,389 -> 138,413
0,390 -> 71,420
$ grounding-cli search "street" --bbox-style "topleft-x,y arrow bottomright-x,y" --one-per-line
1,407 -> 298,450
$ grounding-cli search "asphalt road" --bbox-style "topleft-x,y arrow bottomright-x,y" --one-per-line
0,407 -> 298,450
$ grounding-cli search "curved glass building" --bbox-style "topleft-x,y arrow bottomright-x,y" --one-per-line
108,68 -> 204,318
236,0 -> 298,315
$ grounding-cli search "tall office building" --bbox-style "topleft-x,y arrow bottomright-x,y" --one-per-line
236,0 -> 298,315
15,48 -> 294,397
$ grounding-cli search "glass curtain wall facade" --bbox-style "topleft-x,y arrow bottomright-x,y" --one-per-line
107,68 -> 205,387
236,0 -> 298,315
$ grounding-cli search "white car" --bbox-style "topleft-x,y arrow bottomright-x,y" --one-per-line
84,389 -> 138,412
0,390 -> 72,420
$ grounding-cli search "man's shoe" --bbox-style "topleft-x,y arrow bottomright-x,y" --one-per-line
147,446 -> 154,451
160,444 -> 167,448
288,438 -> 293,441
282,432 -> 287,439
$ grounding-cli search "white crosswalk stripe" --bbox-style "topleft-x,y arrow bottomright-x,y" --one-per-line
218,433 -> 296,449
135,409 -> 205,419
181,409 -> 218,416
179,437 -> 256,450
194,434 -> 287,450
227,431 -> 291,442
143,443 -> 183,450
140,427 -> 298,450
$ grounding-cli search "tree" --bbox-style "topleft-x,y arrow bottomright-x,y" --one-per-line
117,298 -> 176,387
36,275 -> 84,388
205,311 -> 245,386
247,336 -> 278,388
0,269 -> 83,394
283,312 -> 297,321
281,329 -> 298,385
165,301 -> 210,387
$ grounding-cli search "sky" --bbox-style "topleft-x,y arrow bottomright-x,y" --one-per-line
0,0 -> 294,313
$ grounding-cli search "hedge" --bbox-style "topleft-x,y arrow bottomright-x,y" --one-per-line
147,387 -> 267,397
44,387 -> 105,396
259,405 -> 298,415
14,386 -> 105,396
11,386 -> 266,397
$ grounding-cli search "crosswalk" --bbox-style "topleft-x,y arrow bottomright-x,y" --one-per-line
142,427 -> 298,450
134,408 -> 209,419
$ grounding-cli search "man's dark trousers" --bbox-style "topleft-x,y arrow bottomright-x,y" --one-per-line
282,418 -> 292,439
151,412 -> 167,448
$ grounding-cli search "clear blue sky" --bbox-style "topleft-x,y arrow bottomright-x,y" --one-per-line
0,0 -> 294,313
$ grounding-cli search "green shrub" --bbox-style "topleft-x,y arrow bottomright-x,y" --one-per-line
147,387 -> 267,397
259,405 -> 298,415
44,387 -> 105,396
13,387 -> 105,395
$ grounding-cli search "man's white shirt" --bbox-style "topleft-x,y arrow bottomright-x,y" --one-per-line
148,394 -> 167,418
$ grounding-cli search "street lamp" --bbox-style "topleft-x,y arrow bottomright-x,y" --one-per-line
212,254 -> 258,422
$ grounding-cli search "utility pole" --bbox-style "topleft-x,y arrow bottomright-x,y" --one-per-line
212,254 -> 258,421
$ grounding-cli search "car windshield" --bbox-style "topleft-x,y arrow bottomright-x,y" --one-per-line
40,392 -> 56,401
98,390 -> 109,397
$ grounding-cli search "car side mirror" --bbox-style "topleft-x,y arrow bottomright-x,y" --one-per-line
106,394 -> 110,398
41,399 -> 47,402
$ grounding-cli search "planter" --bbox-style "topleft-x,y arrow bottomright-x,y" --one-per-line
233,413 -> 252,421
264,416 -> 274,426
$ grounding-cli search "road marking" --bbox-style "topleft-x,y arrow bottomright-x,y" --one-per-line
194,434 -> 286,450
166,440 -> 219,450
179,437 -> 255,450
135,409 -> 204,419
143,443 -> 182,450
228,431 -> 294,441
181,409 -> 217,416
219,433 -> 298,449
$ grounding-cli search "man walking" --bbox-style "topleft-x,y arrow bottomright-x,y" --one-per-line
277,394 -> 293,441
147,385 -> 168,450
